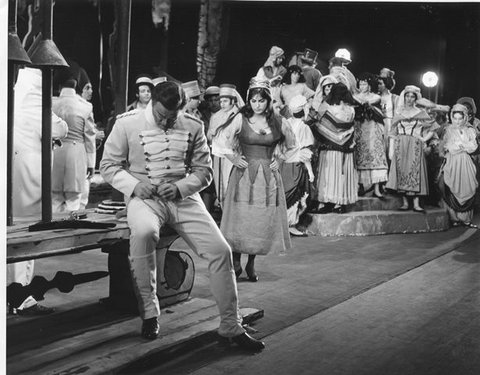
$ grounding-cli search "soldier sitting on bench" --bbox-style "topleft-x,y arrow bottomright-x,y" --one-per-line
100,81 -> 265,351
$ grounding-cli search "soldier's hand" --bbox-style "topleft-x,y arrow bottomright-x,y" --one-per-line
133,182 -> 155,199
86,168 -> 94,179
157,183 -> 179,201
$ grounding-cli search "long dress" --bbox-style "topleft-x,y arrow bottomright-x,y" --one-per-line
438,124 -> 478,224
280,117 -> 315,226
313,104 -> 358,205
213,114 -> 292,255
354,94 -> 388,189
386,109 -> 432,195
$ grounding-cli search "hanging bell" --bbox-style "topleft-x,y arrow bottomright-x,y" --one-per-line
27,33 -> 69,68
8,32 -> 32,65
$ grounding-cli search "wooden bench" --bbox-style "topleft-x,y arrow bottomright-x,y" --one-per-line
6,210 -> 194,312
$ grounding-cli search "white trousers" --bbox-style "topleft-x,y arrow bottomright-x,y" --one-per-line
127,194 -> 245,338
52,191 -> 82,212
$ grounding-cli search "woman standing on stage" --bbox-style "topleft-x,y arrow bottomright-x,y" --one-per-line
311,82 -> 358,214
353,72 -> 388,199
386,85 -> 435,212
438,104 -> 478,228
213,77 -> 294,282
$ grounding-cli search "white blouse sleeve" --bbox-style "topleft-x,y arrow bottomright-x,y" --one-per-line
211,113 -> 243,157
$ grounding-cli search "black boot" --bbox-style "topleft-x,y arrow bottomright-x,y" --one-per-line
141,317 -> 160,340
245,255 -> 258,282
232,252 -> 242,278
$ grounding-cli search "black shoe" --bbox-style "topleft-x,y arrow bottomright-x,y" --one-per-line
331,205 -> 346,214
310,206 -> 331,214
16,304 -> 55,316
219,332 -> 266,351
142,317 -> 160,340
245,263 -> 258,282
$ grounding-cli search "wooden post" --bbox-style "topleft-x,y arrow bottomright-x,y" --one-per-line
7,62 -> 15,226
110,0 -> 132,117
41,0 -> 54,222
108,0 -> 132,202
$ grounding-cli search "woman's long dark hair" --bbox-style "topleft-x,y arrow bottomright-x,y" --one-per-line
281,65 -> 306,85
214,87 -> 285,144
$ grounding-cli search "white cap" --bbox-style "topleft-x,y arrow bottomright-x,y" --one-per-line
335,48 -> 352,64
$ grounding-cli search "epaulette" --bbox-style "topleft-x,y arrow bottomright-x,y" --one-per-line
183,112 -> 204,125
116,109 -> 140,119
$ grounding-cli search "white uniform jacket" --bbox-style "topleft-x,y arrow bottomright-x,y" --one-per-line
100,101 -> 213,199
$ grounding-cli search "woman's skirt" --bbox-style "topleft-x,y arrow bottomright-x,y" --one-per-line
220,163 -> 291,255
386,135 -> 428,195
314,150 -> 358,205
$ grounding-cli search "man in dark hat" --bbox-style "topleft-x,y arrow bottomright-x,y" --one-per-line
300,48 -> 322,91
100,81 -> 265,351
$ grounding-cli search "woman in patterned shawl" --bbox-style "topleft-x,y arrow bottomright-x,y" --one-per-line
310,82 -> 358,214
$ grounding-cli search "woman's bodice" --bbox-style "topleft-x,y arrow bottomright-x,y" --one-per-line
238,117 -> 281,162
397,118 -> 426,137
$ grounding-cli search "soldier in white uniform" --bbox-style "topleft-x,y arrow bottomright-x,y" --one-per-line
52,78 -> 96,212
100,81 -> 265,350
9,67 -> 69,315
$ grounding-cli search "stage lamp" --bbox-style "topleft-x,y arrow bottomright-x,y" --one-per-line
422,71 -> 439,88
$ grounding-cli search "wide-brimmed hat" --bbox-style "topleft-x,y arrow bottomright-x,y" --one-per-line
135,74 -> 154,90
181,80 -> 202,99
300,48 -> 318,64
334,48 -> 352,64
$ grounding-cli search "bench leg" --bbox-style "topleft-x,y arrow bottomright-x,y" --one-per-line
101,240 -> 139,314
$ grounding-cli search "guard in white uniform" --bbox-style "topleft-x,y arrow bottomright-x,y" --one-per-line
9,67 -> 69,315
100,81 -> 265,350
52,79 -> 96,212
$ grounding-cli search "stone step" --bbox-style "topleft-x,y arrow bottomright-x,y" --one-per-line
351,195 -> 404,211
304,207 -> 450,237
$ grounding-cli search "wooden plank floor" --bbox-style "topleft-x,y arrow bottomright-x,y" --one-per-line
6,216 -> 479,374
7,298 -> 262,375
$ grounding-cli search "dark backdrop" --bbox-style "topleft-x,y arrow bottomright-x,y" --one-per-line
38,0 -> 480,123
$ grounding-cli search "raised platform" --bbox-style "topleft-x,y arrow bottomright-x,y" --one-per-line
7,298 -> 264,375
304,195 -> 450,236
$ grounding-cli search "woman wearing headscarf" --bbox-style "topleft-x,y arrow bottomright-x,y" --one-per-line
377,74 -> 399,151
279,95 -> 315,237
310,82 -> 358,214
386,85 -> 435,212
212,77 -> 294,282
353,72 -> 388,199
208,84 -> 244,209
437,104 -> 478,228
